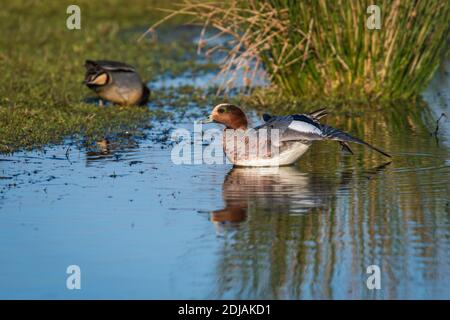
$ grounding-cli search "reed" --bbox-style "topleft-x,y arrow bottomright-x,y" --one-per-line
152,0 -> 450,102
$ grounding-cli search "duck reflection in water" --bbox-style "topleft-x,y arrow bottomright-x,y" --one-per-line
211,166 -> 330,233
85,136 -> 139,165
211,162 -> 391,233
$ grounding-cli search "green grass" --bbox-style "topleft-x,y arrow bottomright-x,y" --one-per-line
0,0 -> 207,153
163,0 -> 450,102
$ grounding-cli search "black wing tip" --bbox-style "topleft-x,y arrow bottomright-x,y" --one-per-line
377,149 -> 392,158
341,139 -> 391,158
339,141 -> 354,155
361,141 -> 392,158
325,126 -> 392,159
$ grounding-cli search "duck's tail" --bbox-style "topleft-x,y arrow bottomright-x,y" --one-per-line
139,85 -> 151,106
321,125 -> 391,158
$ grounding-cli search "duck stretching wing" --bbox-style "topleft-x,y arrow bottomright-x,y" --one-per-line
257,110 -> 391,158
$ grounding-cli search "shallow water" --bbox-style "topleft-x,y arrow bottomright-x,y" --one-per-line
1,55 -> 449,299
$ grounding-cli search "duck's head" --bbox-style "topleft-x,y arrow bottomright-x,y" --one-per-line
83,60 -> 110,88
84,72 -> 109,88
199,104 -> 248,130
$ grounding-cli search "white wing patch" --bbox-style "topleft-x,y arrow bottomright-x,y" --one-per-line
288,120 -> 323,135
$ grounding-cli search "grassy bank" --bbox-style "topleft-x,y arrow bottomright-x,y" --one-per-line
162,0 -> 449,102
0,0 -> 204,153
1,1 -> 447,153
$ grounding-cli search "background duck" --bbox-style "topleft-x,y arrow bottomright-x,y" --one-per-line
200,103 -> 391,167
83,60 -> 150,106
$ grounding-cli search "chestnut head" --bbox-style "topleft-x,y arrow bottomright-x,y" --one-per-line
199,103 -> 248,130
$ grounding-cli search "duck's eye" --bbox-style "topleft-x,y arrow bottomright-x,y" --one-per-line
218,108 -> 225,114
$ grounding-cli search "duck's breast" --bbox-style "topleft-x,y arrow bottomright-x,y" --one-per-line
224,132 -> 311,167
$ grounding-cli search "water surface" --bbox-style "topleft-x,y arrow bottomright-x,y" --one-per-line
0,58 -> 449,299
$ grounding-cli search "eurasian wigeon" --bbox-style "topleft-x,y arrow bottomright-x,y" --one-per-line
199,103 -> 391,167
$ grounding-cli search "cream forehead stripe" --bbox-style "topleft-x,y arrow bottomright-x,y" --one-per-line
214,103 -> 233,110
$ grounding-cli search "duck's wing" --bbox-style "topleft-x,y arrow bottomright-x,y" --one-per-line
261,108 -> 327,123
262,113 -> 272,122
308,108 -> 328,120
318,124 -> 391,157
279,114 -> 391,158
254,115 -> 293,133
84,60 -> 136,73
306,109 -> 352,153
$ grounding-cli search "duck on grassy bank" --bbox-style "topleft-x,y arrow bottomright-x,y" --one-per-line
83,60 -> 150,106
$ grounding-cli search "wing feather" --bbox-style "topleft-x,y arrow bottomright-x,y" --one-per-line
85,60 -> 136,73
288,120 -> 323,135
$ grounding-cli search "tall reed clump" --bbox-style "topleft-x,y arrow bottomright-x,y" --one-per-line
150,0 -> 450,102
